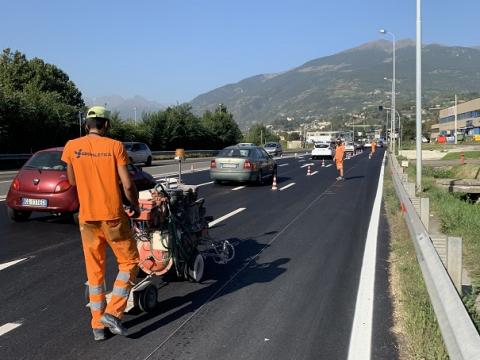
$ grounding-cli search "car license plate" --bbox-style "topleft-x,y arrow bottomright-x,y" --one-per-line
221,163 -> 238,168
21,198 -> 48,207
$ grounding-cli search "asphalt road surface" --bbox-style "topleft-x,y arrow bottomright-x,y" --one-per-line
0,149 -> 398,360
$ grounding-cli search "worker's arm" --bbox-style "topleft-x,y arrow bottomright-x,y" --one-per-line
66,163 -> 76,186
117,164 -> 140,214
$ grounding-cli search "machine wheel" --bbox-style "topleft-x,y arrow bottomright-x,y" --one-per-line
8,208 -> 31,222
137,284 -> 158,313
145,156 -> 152,167
185,251 -> 204,283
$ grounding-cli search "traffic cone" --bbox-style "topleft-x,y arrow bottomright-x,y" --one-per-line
322,159 -> 325,167
307,165 -> 312,176
271,174 -> 278,190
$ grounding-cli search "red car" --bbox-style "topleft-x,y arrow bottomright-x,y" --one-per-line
6,147 -> 156,223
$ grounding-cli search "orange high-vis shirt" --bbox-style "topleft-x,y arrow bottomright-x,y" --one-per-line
335,144 -> 345,162
372,142 -> 377,152
61,136 -> 129,222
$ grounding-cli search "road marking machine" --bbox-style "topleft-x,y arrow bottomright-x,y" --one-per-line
86,180 -> 235,313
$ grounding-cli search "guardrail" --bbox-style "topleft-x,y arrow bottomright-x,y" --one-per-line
389,154 -> 480,359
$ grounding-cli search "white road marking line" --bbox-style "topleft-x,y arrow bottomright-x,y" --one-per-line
300,163 -> 314,168
279,183 -> 296,191
278,163 -> 289,167
0,322 -> 23,336
0,180 -> 12,184
196,181 -> 214,187
347,153 -> 386,360
151,167 -> 210,178
208,208 -> 246,228
0,258 -> 28,271
326,164 -> 333,168
310,171 -> 319,176
231,186 -> 246,191
298,160 -> 306,162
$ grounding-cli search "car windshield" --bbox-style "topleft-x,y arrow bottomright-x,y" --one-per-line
265,143 -> 277,147
218,148 -> 251,158
124,143 -> 133,151
24,151 -> 66,171
314,144 -> 329,148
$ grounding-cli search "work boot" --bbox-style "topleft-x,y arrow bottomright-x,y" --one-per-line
92,328 -> 106,341
336,176 -> 342,181
101,313 -> 129,336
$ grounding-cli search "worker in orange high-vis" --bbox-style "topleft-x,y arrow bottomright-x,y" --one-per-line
334,139 -> 345,181
369,139 -> 377,159
62,106 -> 140,341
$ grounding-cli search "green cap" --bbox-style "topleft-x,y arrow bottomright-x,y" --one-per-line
86,106 -> 111,120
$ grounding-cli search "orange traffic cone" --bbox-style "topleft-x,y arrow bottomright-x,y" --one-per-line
322,159 -> 325,167
272,174 -> 278,190
307,165 -> 312,176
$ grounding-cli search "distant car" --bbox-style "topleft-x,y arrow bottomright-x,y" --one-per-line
263,142 -> 283,157
344,142 -> 356,153
311,142 -> 335,160
210,145 -> 277,184
124,142 -> 153,166
6,148 -> 156,223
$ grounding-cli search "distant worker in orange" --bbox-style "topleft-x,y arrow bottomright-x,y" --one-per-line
369,139 -> 377,159
62,106 -> 140,342
334,138 -> 345,180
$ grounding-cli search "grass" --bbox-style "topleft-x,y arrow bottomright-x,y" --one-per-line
403,161 -> 480,331
442,151 -> 480,161
384,166 -> 448,359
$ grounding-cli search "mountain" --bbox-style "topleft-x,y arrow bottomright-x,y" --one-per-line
190,40 -> 480,128
85,95 -> 166,120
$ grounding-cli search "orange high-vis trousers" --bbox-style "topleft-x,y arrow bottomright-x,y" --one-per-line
80,216 -> 139,329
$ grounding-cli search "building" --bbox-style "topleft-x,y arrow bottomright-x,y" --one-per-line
306,131 -> 343,143
434,97 -> 480,139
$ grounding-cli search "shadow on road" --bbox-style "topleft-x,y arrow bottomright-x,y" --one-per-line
124,237 -> 289,338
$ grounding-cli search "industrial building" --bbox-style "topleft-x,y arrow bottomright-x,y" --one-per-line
432,97 -> 480,140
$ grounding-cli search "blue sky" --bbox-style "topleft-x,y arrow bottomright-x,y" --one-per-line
1,0 -> 479,104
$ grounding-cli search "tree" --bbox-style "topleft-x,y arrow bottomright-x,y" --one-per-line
244,124 -> 279,145
201,104 -> 242,148
0,49 -> 84,153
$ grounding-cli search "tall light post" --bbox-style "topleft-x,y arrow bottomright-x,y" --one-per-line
379,29 -> 396,154
134,107 -> 137,126
416,0 -> 422,192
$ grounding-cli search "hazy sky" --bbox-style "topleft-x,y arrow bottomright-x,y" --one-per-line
1,0 -> 479,103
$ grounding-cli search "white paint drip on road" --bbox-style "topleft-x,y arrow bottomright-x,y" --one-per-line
0,322 -> 23,337
279,183 -> 296,191
208,208 -> 246,228
310,171 -> 319,176
231,186 -> 246,191
326,164 -> 333,168
347,153 -> 386,360
300,163 -> 314,168
278,163 -> 289,167
0,258 -> 28,271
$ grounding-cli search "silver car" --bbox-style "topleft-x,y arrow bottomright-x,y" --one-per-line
263,142 -> 283,157
210,145 -> 277,184
124,142 -> 153,166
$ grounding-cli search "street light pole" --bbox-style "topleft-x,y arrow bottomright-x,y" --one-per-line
416,0 -> 423,192
380,29 -> 396,154
134,107 -> 137,126
454,94 -> 458,145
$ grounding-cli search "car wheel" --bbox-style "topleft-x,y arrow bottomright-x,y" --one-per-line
145,156 -> 152,167
8,208 -> 31,222
72,212 -> 79,225
256,170 -> 264,185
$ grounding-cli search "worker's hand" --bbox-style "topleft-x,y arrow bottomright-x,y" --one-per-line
127,204 -> 141,218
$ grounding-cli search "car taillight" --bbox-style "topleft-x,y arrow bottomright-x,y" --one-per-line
12,178 -> 20,191
210,160 -> 216,168
244,160 -> 252,169
54,180 -> 71,193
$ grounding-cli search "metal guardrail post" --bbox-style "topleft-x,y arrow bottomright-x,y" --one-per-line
420,197 -> 430,231
389,154 -> 480,359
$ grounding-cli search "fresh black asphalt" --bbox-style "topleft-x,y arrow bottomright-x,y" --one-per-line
0,149 -> 397,360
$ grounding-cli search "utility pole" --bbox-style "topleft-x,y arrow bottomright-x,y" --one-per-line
454,94 -> 458,144
416,0 -> 423,192
134,107 -> 137,126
